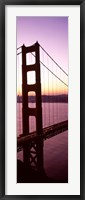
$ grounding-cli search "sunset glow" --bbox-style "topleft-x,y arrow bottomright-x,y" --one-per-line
17,17 -> 68,96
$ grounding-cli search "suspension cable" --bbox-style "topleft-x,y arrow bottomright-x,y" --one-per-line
17,46 -> 22,50
31,52 -> 68,87
17,52 -> 22,55
39,43 -> 68,77
17,45 -> 68,87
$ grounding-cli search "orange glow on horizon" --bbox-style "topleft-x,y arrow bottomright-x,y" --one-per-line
17,86 -> 68,96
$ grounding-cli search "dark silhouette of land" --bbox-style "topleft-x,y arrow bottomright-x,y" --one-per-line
17,94 -> 68,103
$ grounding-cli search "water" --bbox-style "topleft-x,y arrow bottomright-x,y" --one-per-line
17,103 -> 68,181
17,103 -> 68,135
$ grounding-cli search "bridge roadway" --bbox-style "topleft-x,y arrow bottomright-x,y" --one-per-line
17,120 -> 68,152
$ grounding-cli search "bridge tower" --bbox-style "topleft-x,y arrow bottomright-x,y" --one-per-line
22,42 -> 43,173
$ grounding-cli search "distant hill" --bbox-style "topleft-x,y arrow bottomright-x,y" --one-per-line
17,94 -> 68,103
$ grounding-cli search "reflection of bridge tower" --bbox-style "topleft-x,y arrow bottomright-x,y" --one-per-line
22,42 -> 43,172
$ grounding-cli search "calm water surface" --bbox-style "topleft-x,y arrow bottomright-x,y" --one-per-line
17,103 -> 68,181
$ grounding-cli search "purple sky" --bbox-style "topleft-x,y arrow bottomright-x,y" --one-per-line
17,17 -> 68,95
17,17 -> 68,72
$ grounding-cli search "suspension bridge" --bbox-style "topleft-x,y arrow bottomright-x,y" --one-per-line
17,42 -> 68,179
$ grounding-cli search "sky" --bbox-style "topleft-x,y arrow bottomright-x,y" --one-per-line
17,17 -> 68,95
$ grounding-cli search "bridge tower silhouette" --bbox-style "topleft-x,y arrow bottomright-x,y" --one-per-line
22,42 -> 43,173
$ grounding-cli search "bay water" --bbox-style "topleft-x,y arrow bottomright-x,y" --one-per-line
17,103 -> 68,181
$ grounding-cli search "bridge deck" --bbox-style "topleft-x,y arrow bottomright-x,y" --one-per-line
17,120 -> 68,152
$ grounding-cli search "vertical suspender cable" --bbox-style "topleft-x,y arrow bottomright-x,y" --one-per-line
51,60 -> 53,126
41,48 -> 45,128
56,65 -> 58,124
47,56 -> 50,126
17,53 -> 22,135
